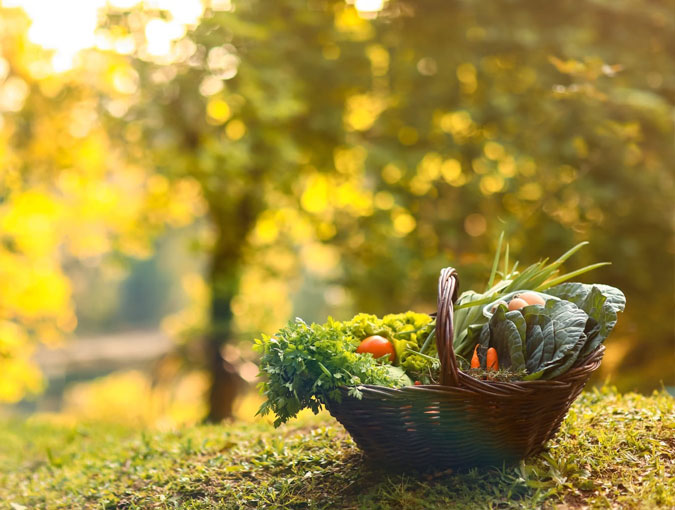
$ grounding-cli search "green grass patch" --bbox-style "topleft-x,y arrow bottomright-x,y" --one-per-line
1,387 -> 673,509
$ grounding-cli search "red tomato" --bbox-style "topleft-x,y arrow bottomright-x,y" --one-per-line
356,335 -> 396,363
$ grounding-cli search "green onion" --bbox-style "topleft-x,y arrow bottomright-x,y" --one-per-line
486,231 -> 504,290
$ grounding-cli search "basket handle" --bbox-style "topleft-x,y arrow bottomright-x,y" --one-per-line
436,267 -> 460,386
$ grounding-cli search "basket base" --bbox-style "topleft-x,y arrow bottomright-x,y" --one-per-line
325,347 -> 602,472
328,406 -> 535,472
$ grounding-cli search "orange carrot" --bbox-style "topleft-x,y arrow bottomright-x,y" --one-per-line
471,344 -> 480,368
486,347 -> 499,370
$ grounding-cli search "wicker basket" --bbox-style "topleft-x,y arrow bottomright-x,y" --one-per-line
326,267 -> 604,471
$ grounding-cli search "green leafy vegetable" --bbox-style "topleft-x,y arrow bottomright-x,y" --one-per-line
255,240 -> 627,428
255,312 -> 432,426
528,300 -> 590,379
343,312 -> 436,376
452,240 -> 611,362
489,305 -> 527,373
524,324 -> 546,374
472,285 -> 625,381
545,282 -> 626,358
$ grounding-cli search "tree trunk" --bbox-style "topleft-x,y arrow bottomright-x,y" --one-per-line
204,288 -> 241,421
205,335 -> 243,422
203,194 -> 260,422
204,240 -> 243,422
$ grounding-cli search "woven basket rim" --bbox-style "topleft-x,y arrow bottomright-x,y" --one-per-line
334,313 -> 604,398
329,268 -> 605,402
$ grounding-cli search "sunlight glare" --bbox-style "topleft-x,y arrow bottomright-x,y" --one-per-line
5,0 -> 205,72
146,0 -> 203,26
5,0 -> 105,72
145,18 -> 184,57
354,0 -> 385,13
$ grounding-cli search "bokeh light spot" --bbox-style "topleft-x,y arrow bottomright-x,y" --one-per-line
225,119 -> 247,140
381,163 -> 403,184
441,159 -> 462,183
206,98 -> 231,124
464,213 -> 487,237
479,174 -> 505,195
374,191 -> 395,209
392,210 -> 416,236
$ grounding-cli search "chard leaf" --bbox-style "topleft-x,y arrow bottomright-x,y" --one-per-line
577,287 -> 610,358
489,305 -> 527,372
545,282 -> 626,314
522,306 -> 556,365
525,324 -> 545,373
518,300 -> 589,379
505,310 -> 528,362
479,323 -> 491,366
542,331 -> 588,379
533,300 -> 588,378
522,312 -> 555,381
545,282 -> 626,358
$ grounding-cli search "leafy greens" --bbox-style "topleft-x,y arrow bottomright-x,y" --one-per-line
255,239 -> 627,427
465,283 -> 625,380
255,312 -> 435,426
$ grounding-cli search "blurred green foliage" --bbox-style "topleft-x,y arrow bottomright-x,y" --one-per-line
1,0 -> 673,414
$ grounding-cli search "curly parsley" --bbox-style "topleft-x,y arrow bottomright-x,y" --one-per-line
254,312 -> 435,426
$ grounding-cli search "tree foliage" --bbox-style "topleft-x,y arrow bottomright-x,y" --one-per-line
0,9 -> 201,402
0,0 -> 672,409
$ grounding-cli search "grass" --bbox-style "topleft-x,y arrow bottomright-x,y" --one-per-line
1,387 -> 673,509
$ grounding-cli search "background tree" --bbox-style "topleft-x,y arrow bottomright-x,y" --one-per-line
95,0 -> 673,420
0,8 -> 201,403
2,0 -> 672,417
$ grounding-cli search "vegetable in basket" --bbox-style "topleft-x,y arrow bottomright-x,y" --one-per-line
356,335 -> 396,362
254,312 -> 433,426
464,283 -> 625,380
452,237 -> 618,361
255,239 -> 625,426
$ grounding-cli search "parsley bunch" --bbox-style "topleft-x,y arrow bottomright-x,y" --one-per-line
255,313 -> 433,426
